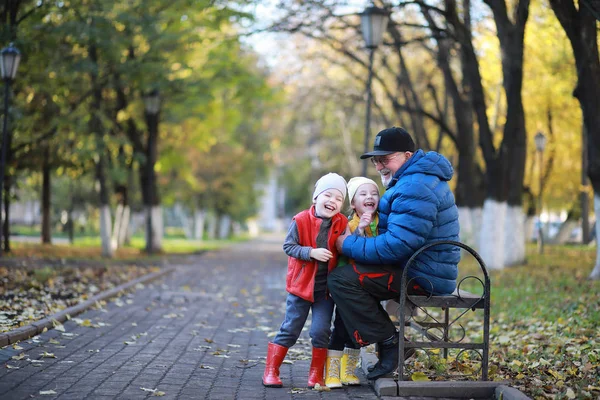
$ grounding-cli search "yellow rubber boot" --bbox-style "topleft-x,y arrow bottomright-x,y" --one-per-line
341,348 -> 361,385
325,350 -> 343,388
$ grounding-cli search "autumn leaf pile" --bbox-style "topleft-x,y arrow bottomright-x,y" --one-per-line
483,246 -> 600,399
0,264 -> 159,332
401,245 -> 599,399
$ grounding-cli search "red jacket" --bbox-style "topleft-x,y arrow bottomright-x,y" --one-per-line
285,206 -> 348,302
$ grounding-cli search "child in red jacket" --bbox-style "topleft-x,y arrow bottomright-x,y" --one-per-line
262,173 -> 349,389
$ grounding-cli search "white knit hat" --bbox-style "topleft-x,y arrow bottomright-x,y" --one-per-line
313,173 -> 347,201
347,177 -> 379,203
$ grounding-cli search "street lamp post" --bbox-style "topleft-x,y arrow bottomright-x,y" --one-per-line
0,43 -> 20,257
143,90 -> 160,255
534,131 -> 547,254
359,6 -> 390,176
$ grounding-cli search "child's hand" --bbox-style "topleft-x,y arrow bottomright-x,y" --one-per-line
358,212 -> 373,230
310,248 -> 333,262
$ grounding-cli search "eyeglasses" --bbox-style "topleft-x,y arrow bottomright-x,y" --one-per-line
370,153 -> 401,167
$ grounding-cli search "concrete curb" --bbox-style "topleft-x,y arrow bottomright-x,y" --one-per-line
496,385 -> 531,400
0,266 -> 176,347
360,348 -> 532,399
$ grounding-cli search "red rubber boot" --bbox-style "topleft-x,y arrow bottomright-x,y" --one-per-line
307,347 -> 328,388
262,342 -> 288,387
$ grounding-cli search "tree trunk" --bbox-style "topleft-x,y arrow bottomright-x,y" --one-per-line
218,214 -> 231,239
548,0 -> 600,279
479,200 -> 506,269
174,203 -> 193,239
458,207 -> 482,249
194,208 -> 206,241
89,40 -> 113,258
525,215 -> 535,243
450,0 -> 530,268
553,220 -> 579,245
142,107 -> 161,253
504,205 -> 526,266
41,147 -> 51,244
96,155 -> 112,257
99,205 -> 112,256
111,185 -> 129,250
152,205 -> 163,250
111,203 -> 124,251
66,181 -> 74,244
207,211 -> 217,240
67,209 -> 74,244
591,193 -> 600,280
2,177 -> 9,253
118,205 -> 130,247
496,0 -> 530,266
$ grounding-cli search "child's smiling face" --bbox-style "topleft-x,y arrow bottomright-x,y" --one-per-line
351,183 -> 380,216
314,189 -> 344,218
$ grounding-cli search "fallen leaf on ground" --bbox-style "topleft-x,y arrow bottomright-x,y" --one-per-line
411,372 -> 430,381
312,383 -> 330,392
53,321 -> 65,332
140,387 -> 165,396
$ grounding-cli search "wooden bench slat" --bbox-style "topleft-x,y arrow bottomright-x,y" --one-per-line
407,290 -> 485,309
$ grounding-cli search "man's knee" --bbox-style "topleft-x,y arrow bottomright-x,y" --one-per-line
327,266 -> 347,292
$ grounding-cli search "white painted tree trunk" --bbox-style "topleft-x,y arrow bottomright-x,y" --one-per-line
117,206 -> 130,247
174,203 -> 193,239
206,212 -> 217,240
232,222 -> 242,237
553,220 -> 579,244
478,200 -> 506,270
126,212 -> 144,244
194,209 -> 206,241
99,205 -> 114,258
503,205 -> 526,266
152,206 -> 163,250
458,207 -> 482,250
111,204 -> 124,251
590,193 -> 600,280
525,215 -> 535,243
218,214 -> 231,239
472,207 -> 482,250
144,206 -> 163,252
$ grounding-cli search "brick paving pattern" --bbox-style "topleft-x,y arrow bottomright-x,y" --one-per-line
0,236 -> 381,399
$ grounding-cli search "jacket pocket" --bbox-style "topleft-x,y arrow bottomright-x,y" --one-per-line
292,263 -> 306,284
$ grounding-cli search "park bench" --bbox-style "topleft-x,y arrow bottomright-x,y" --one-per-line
395,240 -> 491,382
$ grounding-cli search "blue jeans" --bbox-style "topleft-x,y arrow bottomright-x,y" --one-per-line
273,293 -> 334,348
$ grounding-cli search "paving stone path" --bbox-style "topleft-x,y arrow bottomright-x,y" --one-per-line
0,235 -> 382,400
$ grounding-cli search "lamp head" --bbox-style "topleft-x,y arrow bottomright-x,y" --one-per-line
534,131 -> 547,152
1,43 -> 21,81
359,6 -> 391,49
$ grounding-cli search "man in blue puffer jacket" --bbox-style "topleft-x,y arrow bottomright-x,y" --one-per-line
328,127 -> 460,381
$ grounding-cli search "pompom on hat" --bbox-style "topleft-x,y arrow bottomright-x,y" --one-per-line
347,177 -> 379,203
312,173 -> 347,201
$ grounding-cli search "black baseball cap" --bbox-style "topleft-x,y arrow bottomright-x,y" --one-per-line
360,127 -> 416,159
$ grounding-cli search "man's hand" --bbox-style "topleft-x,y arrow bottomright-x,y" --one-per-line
335,227 -> 351,252
310,248 -> 333,262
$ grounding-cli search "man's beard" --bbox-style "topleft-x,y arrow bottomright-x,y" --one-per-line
380,168 -> 392,186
